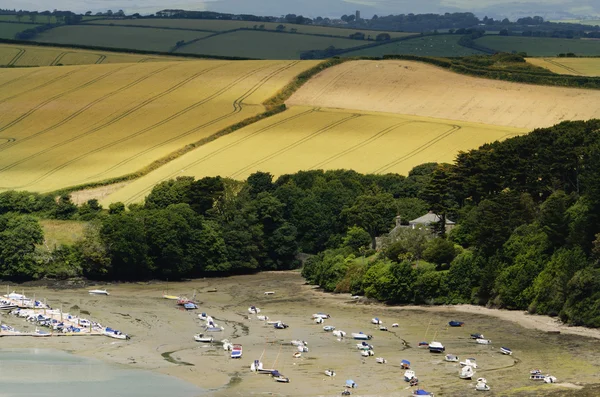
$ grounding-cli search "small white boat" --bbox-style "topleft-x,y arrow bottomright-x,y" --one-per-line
257,315 -> 269,321
500,347 -> 513,355
371,317 -> 382,324
251,359 -> 263,372
351,332 -> 372,340
103,327 -> 130,340
360,349 -> 374,357
297,345 -> 309,353
333,330 -> 346,338
198,312 -> 209,320
544,375 -> 557,383
291,340 -> 307,347
376,357 -> 387,364
445,354 -> 459,362
88,289 -> 109,296
459,365 -> 475,380
356,342 -> 373,350
476,338 -> 492,345
314,317 -> 324,324
379,325 -> 388,331
264,291 -> 275,295
392,323 -> 399,327
323,325 -> 335,332
293,352 -> 302,358
248,306 -> 260,314
312,313 -> 330,319
530,369 -> 542,375
324,369 -> 336,377
404,370 -> 416,382
429,341 -> 445,353
460,358 -> 478,369
194,334 -> 213,343
271,370 -> 289,383
475,378 -> 490,391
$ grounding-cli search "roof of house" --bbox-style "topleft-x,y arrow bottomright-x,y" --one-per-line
409,212 -> 455,225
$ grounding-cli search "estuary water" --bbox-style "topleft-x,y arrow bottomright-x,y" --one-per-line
0,349 -> 204,397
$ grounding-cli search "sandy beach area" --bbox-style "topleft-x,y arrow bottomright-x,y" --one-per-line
1,271 -> 599,396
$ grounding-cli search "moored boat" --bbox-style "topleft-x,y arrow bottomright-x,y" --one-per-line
371,317 -> 382,324
401,359 -> 411,369
103,327 -> 130,340
460,358 -> 478,369
205,325 -> 224,332
271,370 -> 289,383
194,334 -> 213,343
475,378 -> 490,391
376,357 -> 386,364
379,325 -> 388,331
325,369 -> 336,377
476,338 -> 492,345
429,341 -> 445,353
445,354 -> 459,362
418,341 -> 429,348
184,302 -> 197,310
360,349 -> 374,357
392,323 -> 399,327
231,344 -> 242,359
250,359 -> 263,372
248,306 -> 260,314
351,332 -> 372,340
459,365 -> 475,380
500,347 -> 513,355
274,321 -> 289,329
412,389 -> 434,396
333,330 -> 346,338
356,341 -> 373,350
88,289 -> 109,296
291,340 -> 307,347
323,325 -> 335,332
448,320 -> 464,327
312,313 -> 330,319
470,333 -> 484,339
404,370 -> 416,382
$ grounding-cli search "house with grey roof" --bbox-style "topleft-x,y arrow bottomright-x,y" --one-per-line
409,211 -> 455,231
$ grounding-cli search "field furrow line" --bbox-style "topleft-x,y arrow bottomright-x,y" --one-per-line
80,61 -> 301,181
229,113 -> 361,179
50,51 -> 71,66
95,54 -> 107,64
0,64 -> 135,134
373,124 -> 461,174
0,63 -> 226,176
0,69 -> 41,90
0,137 -> 16,148
309,120 -> 415,170
7,48 -> 25,66
0,68 -> 81,105
0,63 -> 177,153
122,108 -> 319,204
543,58 -> 581,75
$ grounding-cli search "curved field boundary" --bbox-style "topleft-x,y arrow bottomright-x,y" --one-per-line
0,63 -> 176,153
7,47 -> 25,66
0,68 -> 80,105
372,124 -> 461,174
80,61 -> 302,182
0,63 -> 227,177
50,51 -> 71,66
309,120 -> 415,170
229,113 -> 361,178
121,107 -> 319,203
0,64 -> 133,134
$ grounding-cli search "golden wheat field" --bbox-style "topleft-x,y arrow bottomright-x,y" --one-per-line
287,59 -> 600,129
0,59 -> 319,193
103,106 -> 526,205
526,57 -> 600,76
0,43 -> 185,67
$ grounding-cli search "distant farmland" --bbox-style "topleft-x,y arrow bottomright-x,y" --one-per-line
287,60 -> 600,129
475,36 -> 600,56
34,25 -> 212,53
0,22 -> 36,39
0,60 -> 318,193
527,57 -> 600,76
0,43 -> 186,67
174,30 -> 363,59
87,18 -> 414,39
342,34 -> 486,57
103,106 -> 526,205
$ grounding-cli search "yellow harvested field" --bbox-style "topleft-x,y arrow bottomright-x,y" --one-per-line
287,60 -> 600,129
103,106 -> 526,205
526,57 -> 600,76
0,60 -> 319,193
0,43 -> 185,67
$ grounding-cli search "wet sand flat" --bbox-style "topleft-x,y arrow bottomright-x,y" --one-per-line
1,271 -> 600,396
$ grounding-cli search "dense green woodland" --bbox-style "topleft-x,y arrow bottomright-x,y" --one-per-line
1,119 -> 600,327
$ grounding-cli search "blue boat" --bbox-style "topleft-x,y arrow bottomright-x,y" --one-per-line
401,359 -> 411,369
448,321 -> 464,327
183,302 -> 197,310
345,379 -> 357,388
412,389 -> 434,396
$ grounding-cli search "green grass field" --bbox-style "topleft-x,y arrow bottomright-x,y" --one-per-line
34,25 -> 212,53
0,15 -> 54,23
476,36 -> 600,56
342,34 -> 486,57
0,22 -> 37,39
40,219 -> 87,247
87,18 -> 414,39
175,30 -> 363,59
550,19 -> 600,26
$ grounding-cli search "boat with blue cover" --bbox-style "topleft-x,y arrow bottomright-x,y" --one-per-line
413,389 -> 434,396
401,359 -> 411,369
448,320 -> 464,327
500,347 -> 513,355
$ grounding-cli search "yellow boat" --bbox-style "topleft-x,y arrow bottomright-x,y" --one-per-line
162,295 -> 180,300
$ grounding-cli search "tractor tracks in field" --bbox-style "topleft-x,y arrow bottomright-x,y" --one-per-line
0,63 -> 177,153
7,48 -> 25,66
124,107 -> 320,204
229,112 -> 362,179
0,68 -> 80,105
80,61 -> 302,183
50,51 -> 71,66
0,63 -> 134,135
372,124 -> 462,174
1,61 -> 236,188
309,120 -> 415,170
542,58 -> 582,75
